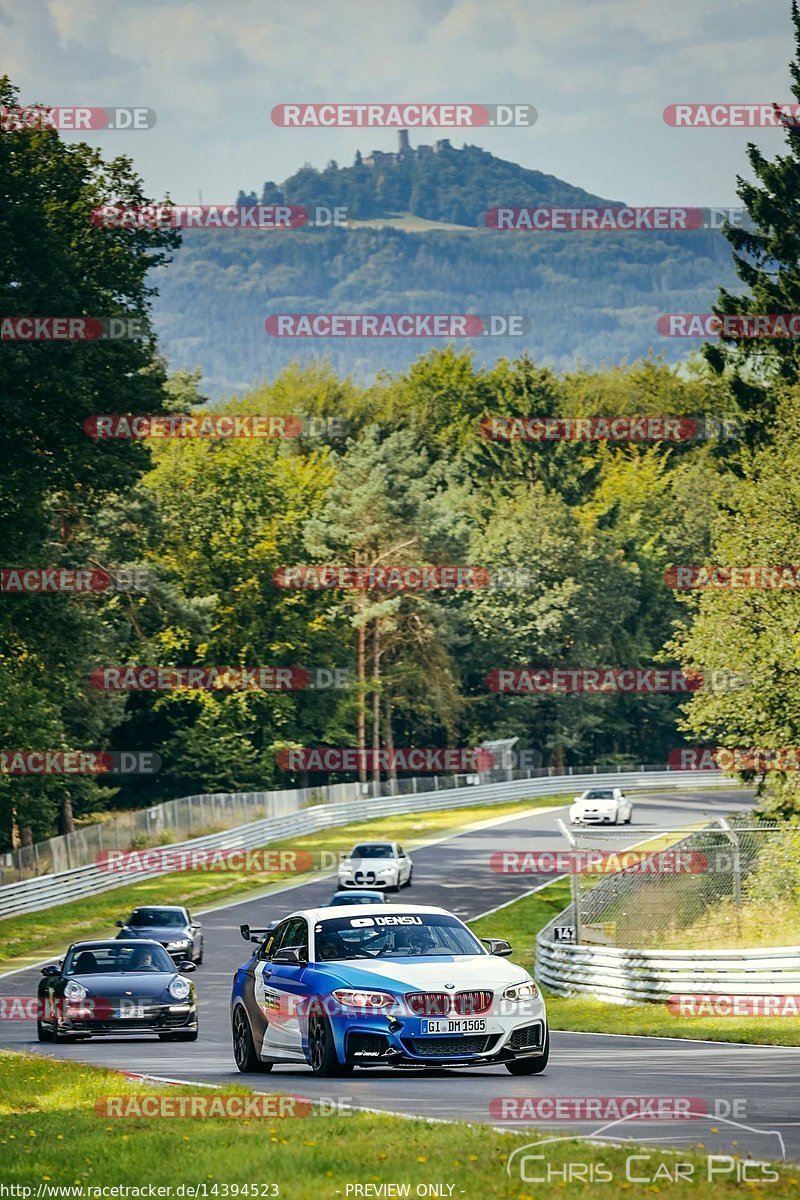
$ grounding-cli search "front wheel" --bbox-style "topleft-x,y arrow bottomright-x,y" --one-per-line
505,1032 -> 549,1076
308,1009 -> 353,1077
232,1004 -> 272,1073
403,867 -> 413,888
37,1020 -> 53,1042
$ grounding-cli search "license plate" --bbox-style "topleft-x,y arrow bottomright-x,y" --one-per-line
421,1019 -> 487,1034
117,1006 -> 145,1019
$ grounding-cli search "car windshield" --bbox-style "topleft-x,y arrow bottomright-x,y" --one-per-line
350,844 -> 394,859
63,942 -> 176,975
585,790 -> 614,800
330,894 -> 381,905
313,913 -> 484,960
128,909 -> 186,927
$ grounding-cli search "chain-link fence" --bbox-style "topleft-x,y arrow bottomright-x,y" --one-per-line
1,761 -> 696,885
559,815 -> 795,950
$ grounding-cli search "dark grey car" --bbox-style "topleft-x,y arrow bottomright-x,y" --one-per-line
116,905 -> 204,964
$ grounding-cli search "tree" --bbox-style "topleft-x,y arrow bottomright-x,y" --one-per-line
669,387 -> 800,814
703,2 -> 800,437
0,75 -> 179,847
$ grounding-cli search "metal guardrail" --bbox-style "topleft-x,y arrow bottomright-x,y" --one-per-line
536,937 -> 800,1003
0,768 -> 733,919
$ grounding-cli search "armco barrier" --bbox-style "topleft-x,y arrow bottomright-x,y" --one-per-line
536,937 -> 800,1004
0,768 -> 732,919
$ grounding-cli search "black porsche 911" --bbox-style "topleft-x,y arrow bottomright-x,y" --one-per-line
37,939 -> 198,1042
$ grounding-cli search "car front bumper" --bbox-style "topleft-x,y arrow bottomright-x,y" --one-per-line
329,1006 -> 548,1067
54,1002 -> 198,1036
337,872 -> 399,889
570,808 -> 617,824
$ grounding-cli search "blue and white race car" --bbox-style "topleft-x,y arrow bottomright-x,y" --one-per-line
230,903 -> 548,1077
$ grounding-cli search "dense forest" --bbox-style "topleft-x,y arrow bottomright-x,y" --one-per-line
3,5 -> 800,852
235,138 -> 620,225
154,222 -> 740,397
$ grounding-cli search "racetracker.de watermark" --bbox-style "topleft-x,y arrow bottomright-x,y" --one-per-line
95,847 -> 339,873
0,106 -> 156,130
659,313 -> 800,337
666,564 -> 800,589
90,205 -> 347,229
0,568 -> 148,593
487,668 -> 749,693
274,565 -> 489,590
276,747 -> 494,772
489,849 -> 712,875
669,994 -> 800,1017
478,415 -> 741,441
271,103 -> 536,127
664,102 -> 800,127
265,313 -> 528,337
485,206 -> 751,231
669,747 -> 800,771
0,751 -> 160,775
83,414 -> 347,439
90,666 -> 348,691
0,317 -> 145,340
95,1095 -> 349,1118
489,1096 -> 708,1120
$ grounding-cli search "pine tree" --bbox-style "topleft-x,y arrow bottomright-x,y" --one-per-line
704,1 -> 800,436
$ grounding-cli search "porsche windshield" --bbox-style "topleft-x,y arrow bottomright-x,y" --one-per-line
313,913 -> 484,959
63,942 -> 176,975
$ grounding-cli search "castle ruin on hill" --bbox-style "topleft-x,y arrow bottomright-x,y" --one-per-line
361,129 -> 452,166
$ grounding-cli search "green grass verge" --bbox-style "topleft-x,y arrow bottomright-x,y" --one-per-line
467,879 -> 800,1047
0,795 -> 563,971
2,1051 -> 797,1196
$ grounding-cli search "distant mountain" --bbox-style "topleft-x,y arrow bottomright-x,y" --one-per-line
151,136 -> 738,398
236,131 -> 624,227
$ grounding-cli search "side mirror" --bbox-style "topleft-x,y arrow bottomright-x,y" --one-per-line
481,938 -> 513,957
272,947 -> 305,966
115,920 -> 124,928
178,961 -> 197,973
240,924 -> 251,941
41,963 -> 61,976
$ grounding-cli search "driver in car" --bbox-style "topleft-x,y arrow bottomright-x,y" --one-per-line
392,926 -> 436,955
316,931 -> 349,961
129,947 -> 159,972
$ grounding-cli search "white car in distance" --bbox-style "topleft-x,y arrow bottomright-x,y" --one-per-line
569,787 -> 633,826
337,841 -> 413,892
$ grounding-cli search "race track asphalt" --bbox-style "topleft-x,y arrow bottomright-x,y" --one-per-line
5,787 -> 798,1164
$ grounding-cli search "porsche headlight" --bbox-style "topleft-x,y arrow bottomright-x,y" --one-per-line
168,977 -> 192,1001
64,980 -> 87,1001
503,981 -> 539,1002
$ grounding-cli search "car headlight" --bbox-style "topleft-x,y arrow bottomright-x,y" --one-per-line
64,980 -> 88,1001
167,939 -> 190,949
331,989 -> 395,1011
503,981 -> 539,1002
168,977 -> 192,1001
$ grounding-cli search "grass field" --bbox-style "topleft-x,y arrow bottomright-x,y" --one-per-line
0,794 -> 563,971
1,1051 -> 796,1197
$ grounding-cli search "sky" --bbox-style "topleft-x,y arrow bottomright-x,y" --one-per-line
1,0 -> 797,207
